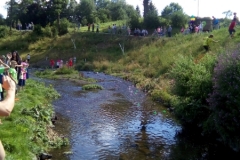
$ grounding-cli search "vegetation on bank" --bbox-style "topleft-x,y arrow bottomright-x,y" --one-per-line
35,66 -> 96,83
0,79 -> 68,159
1,20 -> 240,152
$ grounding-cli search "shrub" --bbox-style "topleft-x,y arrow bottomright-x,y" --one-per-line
82,84 -> 103,90
33,25 -> 43,36
207,47 -> 240,151
43,24 -> 53,37
54,18 -> 70,35
0,25 -> 8,38
170,54 -> 216,126
55,66 -> 75,75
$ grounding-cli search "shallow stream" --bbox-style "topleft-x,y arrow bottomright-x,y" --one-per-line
42,71 -> 240,160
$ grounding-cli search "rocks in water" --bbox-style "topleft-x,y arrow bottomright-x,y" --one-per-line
39,153 -> 52,160
51,114 -> 58,125
141,125 -> 146,131
63,151 -> 73,155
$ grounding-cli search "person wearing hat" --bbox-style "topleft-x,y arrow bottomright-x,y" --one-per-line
203,34 -> 218,52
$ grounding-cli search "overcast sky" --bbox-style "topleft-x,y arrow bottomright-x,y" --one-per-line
0,0 -> 237,19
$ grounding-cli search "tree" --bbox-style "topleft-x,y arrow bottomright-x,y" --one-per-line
170,11 -> 187,28
161,2 -> 183,18
148,1 -> 158,15
143,0 -> 150,18
75,0 -> 95,23
222,10 -> 232,19
47,0 -> 69,32
136,5 -> 141,17
143,1 -> 158,29
0,14 -> 5,25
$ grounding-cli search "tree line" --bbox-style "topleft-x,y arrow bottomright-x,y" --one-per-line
0,0 -> 189,32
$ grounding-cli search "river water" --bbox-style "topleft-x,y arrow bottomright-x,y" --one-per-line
45,71 -> 240,160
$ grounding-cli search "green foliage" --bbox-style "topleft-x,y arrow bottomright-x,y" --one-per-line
43,24 -> 53,37
55,66 -> 75,75
170,54 -> 216,126
207,48 -> 240,151
161,2 -> 183,18
0,79 -> 64,159
82,84 -> 103,90
33,24 -> 43,36
54,18 -> 70,35
144,12 -> 160,29
0,25 -> 8,38
170,11 -> 188,28
75,62 -> 95,71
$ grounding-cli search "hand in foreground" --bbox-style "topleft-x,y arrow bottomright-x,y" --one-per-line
2,75 -> 15,91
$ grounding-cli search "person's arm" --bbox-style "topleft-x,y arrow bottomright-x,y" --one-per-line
0,59 -> 10,71
0,75 -> 16,116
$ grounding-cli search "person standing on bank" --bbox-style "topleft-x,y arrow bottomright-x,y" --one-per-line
27,54 -> 30,62
167,25 -> 172,37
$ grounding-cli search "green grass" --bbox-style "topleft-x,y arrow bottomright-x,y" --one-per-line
1,24 -> 239,104
0,79 -> 68,160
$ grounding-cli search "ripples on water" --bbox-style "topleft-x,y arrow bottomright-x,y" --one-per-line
48,72 -> 180,160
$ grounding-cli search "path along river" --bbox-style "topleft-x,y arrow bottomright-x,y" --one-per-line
44,71 -> 240,160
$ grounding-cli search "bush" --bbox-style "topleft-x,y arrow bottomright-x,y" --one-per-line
170,54 -> 216,126
0,25 -> 8,38
33,24 -> 43,36
82,84 -> 103,90
43,24 -> 53,37
55,66 -> 75,75
54,18 -> 70,35
207,47 -> 240,151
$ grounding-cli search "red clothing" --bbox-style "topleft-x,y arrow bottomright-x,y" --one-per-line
229,21 -> 236,30
50,59 -> 55,66
69,59 -> 73,67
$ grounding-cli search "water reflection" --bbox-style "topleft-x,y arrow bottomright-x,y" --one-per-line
48,72 -> 180,160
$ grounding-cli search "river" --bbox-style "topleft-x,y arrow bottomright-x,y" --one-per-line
43,71 -> 240,160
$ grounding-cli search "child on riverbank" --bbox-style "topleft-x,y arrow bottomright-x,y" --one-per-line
18,60 -> 29,91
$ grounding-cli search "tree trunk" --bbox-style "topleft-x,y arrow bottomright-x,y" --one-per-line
10,0 -> 13,31
143,0 -> 150,18
57,12 -> 60,32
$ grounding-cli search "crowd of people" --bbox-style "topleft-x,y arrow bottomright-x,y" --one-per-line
203,12 -> 238,52
16,22 -> 34,31
0,51 -> 30,98
49,56 -> 76,69
0,51 -> 30,159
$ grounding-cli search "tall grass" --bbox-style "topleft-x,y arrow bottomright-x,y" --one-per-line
0,79 -> 67,159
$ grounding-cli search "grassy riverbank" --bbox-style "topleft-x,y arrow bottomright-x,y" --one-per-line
0,79 -> 68,160
1,22 -> 240,151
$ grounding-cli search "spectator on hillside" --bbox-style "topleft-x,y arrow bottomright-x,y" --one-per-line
233,12 -> 239,24
199,21 -> 203,33
96,24 -> 99,33
88,23 -> 90,31
195,25 -> 199,33
73,56 -> 76,65
203,34 -> 218,52
167,25 -> 172,37
212,16 -> 219,30
50,59 -> 55,69
229,18 -> 237,38
180,26 -> 185,33
27,54 -> 30,62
